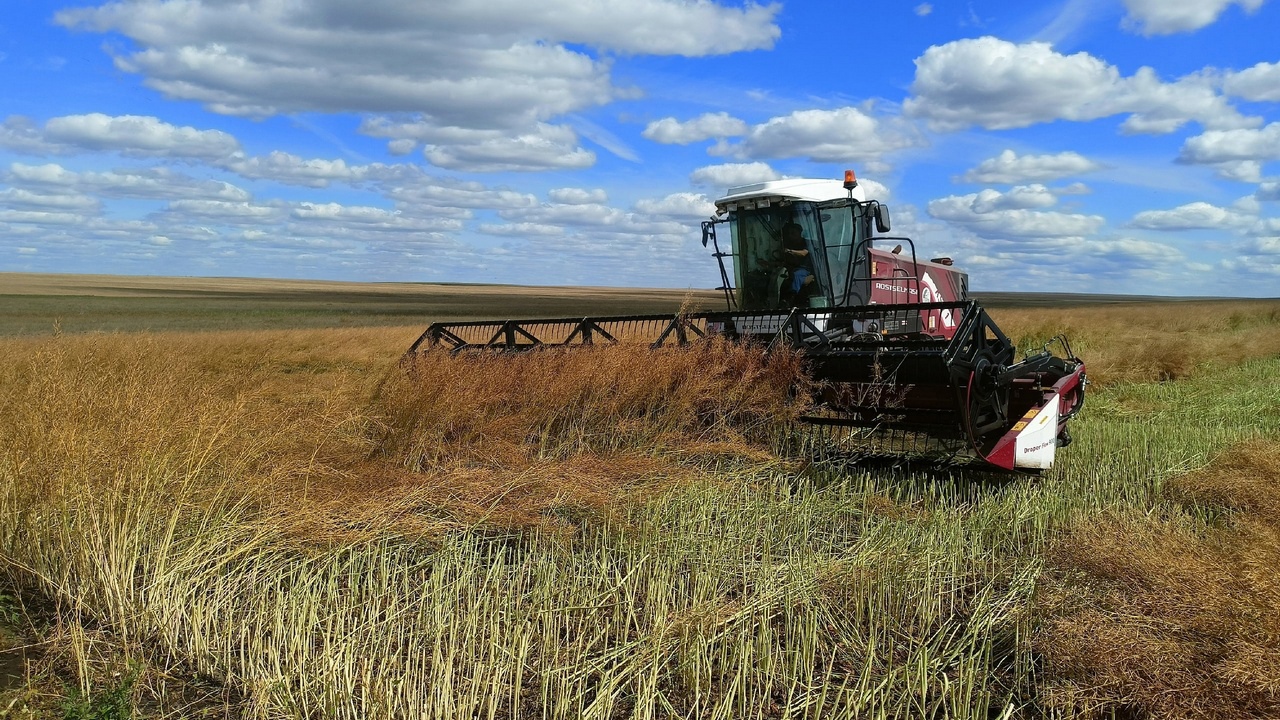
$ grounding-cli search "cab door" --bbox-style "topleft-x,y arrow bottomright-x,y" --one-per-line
816,199 -> 866,306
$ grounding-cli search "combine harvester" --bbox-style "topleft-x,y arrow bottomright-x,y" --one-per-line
408,171 -> 1086,472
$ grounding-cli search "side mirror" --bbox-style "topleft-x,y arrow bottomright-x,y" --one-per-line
875,204 -> 891,234
701,220 -> 712,247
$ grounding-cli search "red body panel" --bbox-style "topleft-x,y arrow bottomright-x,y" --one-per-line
866,248 -> 969,339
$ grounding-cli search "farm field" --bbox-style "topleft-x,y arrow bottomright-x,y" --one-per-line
0,272 -> 1222,336
0,273 -> 725,336
1,275 -> 1279,719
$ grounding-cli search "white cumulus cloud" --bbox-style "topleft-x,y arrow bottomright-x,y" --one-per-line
221,152 -> 415,188
1088,237 -> 1184,263
633,193 -> 716,220
0,209 -> 90,226
855,178 -> 893,201
1223,60 -> 1280,102
642,112 -> 749,145
928,187 -> 1105,239
476,222 -> 565,237
291,202 -> 462,232
905,37 -> 1257,134
361,119 -> 596,172
1178,123 -> 1280,165
712,107 -> 925,164
1248,237 -> 1280,254
1128,202 -> 1255,231
1213,160 -> 1264,183
0,117 -> 55,154
0,188 -> 101,212
5,163 -> 251,202
548,187 -> 608,205
163,199 -> 285,224
957,149 -> 1103,184
56,0 -> 779,124
0,114 -> 241,159
689,162 -> 783,188
970,185 -> 1060,212
384,176 -> 537,213
1120,0 -> 1266,35
53,0 -> 781,177
424,127 -> 596,173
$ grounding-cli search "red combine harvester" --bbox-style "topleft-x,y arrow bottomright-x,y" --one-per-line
409,171 -> 1086,471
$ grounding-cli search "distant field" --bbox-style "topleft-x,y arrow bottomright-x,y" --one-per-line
0,272 -> 1243,336
0,273 -> 723,335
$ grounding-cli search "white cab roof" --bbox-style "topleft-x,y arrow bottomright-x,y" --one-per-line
715,178 -> 868,212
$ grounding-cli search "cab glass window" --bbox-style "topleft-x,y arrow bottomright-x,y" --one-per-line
728,202 -> 826,310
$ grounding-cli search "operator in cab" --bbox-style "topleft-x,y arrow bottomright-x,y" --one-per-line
781,222 -> 816,305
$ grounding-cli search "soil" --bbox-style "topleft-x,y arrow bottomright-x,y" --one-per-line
0,623 -> 28,691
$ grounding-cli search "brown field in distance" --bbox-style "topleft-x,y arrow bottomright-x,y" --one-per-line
1,271 -> 1257,336
0,272 -> 724,335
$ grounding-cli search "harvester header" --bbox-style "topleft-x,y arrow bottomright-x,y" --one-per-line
409,171 -> 1086,472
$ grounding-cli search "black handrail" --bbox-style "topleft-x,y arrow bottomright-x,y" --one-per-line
701,217 -> 737,310
843,235 -> 923,306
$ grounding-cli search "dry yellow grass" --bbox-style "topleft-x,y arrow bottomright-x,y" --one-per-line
380,342 -> 803,464
990,300 -> 1280,386
1038,442 -> 1280,719
0,328 -> 804,545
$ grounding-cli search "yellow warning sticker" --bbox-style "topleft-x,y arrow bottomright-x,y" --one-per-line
1012,421 -> 1028,432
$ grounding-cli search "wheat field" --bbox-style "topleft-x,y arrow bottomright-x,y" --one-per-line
1,286 -> 1278,719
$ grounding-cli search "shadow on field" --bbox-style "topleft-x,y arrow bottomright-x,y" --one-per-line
801,454 -> 1021,500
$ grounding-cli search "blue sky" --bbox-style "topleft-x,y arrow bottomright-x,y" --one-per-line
1,0 -> 1278,296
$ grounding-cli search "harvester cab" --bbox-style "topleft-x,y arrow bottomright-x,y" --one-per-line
701,171 -> 967,338
410,171 -> 1087,472
704,175 -> 880,312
